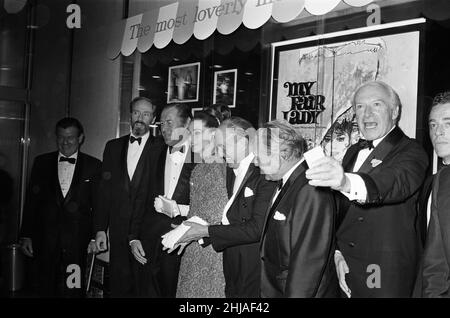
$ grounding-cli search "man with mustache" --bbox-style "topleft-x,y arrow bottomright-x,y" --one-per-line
306,81 -> 428,297
94,97 -> 157,297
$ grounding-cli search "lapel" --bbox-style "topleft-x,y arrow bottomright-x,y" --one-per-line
52,152 -> 65,207
226,166 -> 235,199
63,152 -> 83,205
225,164 -> 256,217
156,144 -> 169,195
342,144 -> 360,172
172,146 -> 195,201
233,164 -> 255,201
357,127 -> 404,174
261,161 -> 308,240
130,135 -> 153,189
121,135 -> 131,193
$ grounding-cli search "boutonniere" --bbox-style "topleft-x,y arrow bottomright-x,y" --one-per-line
244,187 -> 254,198
273,211 -> 286,221
370,158 -> 382,168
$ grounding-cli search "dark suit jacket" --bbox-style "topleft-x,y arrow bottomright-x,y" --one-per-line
260,161 -> 339,298
21,151 -> 101,296
336,127 -> 428,297
421,165 -> 450,297
136,137 -> 196,297
94,134 -> 156,297
207,164 -> 277,298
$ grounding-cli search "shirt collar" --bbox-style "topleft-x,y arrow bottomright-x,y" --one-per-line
167,136 -> 191,155
58,151 -> 78,160
371,125 -> 396,148
281,158 -> 304,185
233,152 -> 255,176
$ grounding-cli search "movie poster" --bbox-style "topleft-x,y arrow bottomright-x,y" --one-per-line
272,30 -> 420,161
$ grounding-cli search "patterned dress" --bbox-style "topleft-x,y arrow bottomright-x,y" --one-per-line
176,163 -> 228,298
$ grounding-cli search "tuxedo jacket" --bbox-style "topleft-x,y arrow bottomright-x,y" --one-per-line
136,137 -> 196,255
21,151 -> 101,295
207,164 -> 277,298
135,137 -> 196,297
260,161 -> 339,298
94,134 -> 156,297
421,165 -> 450,297
336,127 -> 428,297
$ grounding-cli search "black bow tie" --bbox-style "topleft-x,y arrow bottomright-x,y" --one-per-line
357,139 -> 374,150
59,157 -> 76,164
130,136 -> 142,145
277,179 -> 284,191
169,145 -> 185,154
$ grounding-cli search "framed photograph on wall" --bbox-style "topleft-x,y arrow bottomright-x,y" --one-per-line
213,69 -> 237,108
270,19 -> 426,161
167,62 -> 200,103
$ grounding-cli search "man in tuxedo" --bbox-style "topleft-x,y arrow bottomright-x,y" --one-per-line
176,117 -> 277,297
255,120 -> 338,297
94,96 -> 156,297
306,81 -> 428,297
130,103 -> 194,297
20,118 -> 101,297
421,92 -> 450,297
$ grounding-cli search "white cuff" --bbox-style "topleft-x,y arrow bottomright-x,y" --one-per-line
198,239 -> 204,245
341,173 -> 367,202
178,204 -> 190,217
129,239 -> 138,246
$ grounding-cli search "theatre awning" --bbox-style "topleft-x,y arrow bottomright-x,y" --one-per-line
108,0 -> 376,59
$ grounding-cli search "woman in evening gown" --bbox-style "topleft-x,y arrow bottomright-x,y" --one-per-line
175,111 -> 228,298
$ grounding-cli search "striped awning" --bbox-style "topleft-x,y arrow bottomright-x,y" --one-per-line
108,0 -> 375,59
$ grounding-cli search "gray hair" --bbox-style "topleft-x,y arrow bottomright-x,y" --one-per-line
220,117 -> 255,140
353,81 -> 402,123
261,120 -> 307,159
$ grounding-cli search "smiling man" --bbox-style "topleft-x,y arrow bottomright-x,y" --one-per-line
21,118 -> 101,297
305,81 -> 428,297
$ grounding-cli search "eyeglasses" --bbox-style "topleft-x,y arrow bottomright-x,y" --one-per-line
131,110 -> 153,119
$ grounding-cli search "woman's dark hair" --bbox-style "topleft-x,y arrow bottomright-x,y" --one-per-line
203,103 -> 231,123
55,117 -> 84,136
193,111 -> 220,128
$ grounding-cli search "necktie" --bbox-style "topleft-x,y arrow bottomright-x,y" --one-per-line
169,145 -> 185,154
357,139 -> 374,150
130,136 -> 142,145
59,157 -> 76,164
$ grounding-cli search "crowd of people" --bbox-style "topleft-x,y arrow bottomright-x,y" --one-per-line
19,80 -> 450,298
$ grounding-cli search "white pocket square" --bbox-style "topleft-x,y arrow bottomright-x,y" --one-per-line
244,187 -> 254,198
273,211 -> 286,221
370,159 -> 382,167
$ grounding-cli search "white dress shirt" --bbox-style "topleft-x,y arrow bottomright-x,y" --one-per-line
164,138 -> 191,217
58,152 -> 78,197
127,131 -> 150,180
342,126 -> 395,202
272,159 -> 304,204
221,152 -> 255,225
